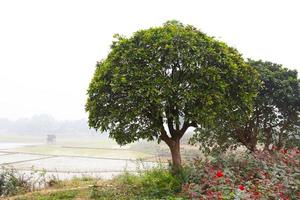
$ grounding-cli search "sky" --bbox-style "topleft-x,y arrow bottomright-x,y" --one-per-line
0,0 -> 299,121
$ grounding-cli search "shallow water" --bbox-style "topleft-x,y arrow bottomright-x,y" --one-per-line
1,152 -> 161,180
17,170 -> 125,180
13,156 -> 157,172
0,153 -> 49,164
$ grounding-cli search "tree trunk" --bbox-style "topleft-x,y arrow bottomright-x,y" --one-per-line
277,129 -> 284,150
248,135 -> 258,152
263,128 -> 272,151
235,129 -> 257,152
159,122 -> 189,174
169,139 -> 181,172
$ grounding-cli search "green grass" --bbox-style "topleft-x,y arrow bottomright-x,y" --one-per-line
10,168 -> 188,200
11,176 -> 96,200
14,189 -> 89,200
18,190 -> 76,200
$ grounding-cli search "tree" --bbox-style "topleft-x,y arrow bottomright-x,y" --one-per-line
85,21 -> 259,170
191,59 -> 300,153
251,60 -> 300,150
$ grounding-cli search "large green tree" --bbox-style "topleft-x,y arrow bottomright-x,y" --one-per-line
191,60 -> 300,153
86,21 -> 258,170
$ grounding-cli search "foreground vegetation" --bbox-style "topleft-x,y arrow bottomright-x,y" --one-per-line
2,148 -> 299,200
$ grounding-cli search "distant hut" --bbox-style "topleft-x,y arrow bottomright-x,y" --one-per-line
46,134 -> 56,144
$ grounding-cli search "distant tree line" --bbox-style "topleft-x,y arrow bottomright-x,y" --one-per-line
0,114 -> 99,135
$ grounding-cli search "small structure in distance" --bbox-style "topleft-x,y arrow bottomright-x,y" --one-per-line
46,134 -> 56,144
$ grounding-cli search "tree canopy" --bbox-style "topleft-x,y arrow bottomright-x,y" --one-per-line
191,59 -> 300,153
86,21 -> 259,169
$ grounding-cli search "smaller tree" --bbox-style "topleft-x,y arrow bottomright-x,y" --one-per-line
191,60 -> 300,153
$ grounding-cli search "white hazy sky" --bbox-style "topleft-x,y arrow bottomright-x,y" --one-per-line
0,0 -> 299,120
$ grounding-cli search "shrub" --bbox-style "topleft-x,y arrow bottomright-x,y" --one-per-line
90,167 -> 184,199
138,168 -> 182,197
0,167 -> 57,197
182,148 -> 300,199
0,167 -> 30,197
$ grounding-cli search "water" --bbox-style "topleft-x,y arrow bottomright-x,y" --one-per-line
1,154 -> 160,180
0,143 -> 161,180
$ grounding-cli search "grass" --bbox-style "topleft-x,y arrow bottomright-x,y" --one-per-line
8,176 -> 96,200
14,189 -> 88,200
9,167 -> 188,200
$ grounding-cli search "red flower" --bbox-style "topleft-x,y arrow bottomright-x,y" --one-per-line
216,170 -> 223,177
239,185 -> 245,191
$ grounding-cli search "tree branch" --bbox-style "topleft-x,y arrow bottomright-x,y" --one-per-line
160,126 -> 173,146
178,121 -> 198,138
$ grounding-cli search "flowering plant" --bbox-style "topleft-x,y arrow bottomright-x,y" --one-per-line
182,148 -> 300,199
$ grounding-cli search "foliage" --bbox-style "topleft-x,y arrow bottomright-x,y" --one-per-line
86,20 -> 259,168
47,175 -> 95,189
249,60 -> 300,150
191,59 -> 300,154
0,167 -> 30,197
29,190 -> 79,200
182,148 -> 300,199
14,190 -> 84,200
8,149 -> 300,199
90,167 -> 184,199
0,167 -> 61,198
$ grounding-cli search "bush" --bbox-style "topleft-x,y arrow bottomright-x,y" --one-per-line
0,167 -> 31,197
182,148 -> 300,199
137,168 -> 182,197
0,167 -> 58,197
90,167 -> 184,199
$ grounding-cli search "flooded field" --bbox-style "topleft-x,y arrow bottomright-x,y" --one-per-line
0,153 -> 158,180
0,135 -> 198,180
12,156 -> 157,172
0,152 -> 50,165
0,139 -> 163,180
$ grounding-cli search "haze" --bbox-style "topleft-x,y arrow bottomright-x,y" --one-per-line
0,0 -> 299,121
